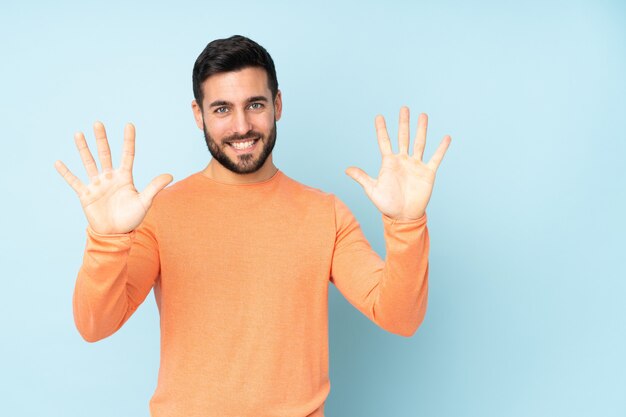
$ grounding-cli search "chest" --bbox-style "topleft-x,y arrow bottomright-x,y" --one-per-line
155,199 -> 335,302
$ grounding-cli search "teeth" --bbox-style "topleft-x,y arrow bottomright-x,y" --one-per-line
231,140 -> 255,150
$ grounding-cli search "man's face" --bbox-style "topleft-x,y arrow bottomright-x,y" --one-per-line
192,67 -> 282,174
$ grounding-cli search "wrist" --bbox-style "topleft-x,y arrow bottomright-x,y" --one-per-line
87,225 -> 134,237
388,211 -> 425,222
382,211 -> 427,224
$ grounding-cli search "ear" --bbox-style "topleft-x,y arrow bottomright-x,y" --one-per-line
191,100 -> 204,130
274,90 -> 283,121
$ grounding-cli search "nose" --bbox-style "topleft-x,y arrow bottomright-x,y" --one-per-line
232,109 -> 253,136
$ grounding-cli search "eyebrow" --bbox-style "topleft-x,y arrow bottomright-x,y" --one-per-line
208,96 -> 269,108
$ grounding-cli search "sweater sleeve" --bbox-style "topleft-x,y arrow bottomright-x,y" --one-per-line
329,195 -> 430,337
72,204 -> 161,343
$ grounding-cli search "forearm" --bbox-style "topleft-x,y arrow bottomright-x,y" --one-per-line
73,228 -> 137,342
330,196 -> 431,337
370,213 -> 430,337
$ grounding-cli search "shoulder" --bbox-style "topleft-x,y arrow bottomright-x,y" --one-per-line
277,172 -> 356,224
157,173 -> 200,197
146,173 -> 202,214
278,172 -> 337,205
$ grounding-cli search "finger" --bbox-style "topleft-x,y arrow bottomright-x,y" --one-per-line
93,121 -> 113,171
74,131 -> 99,178
412,113 -> 428,161
139,174 -> 174,208
398,106 -> 410,155
375,115 -> 393,156
426,135 -> 452,171
54,160 -> 86,195
345,166 -> 375,196
120,123 -> 135,172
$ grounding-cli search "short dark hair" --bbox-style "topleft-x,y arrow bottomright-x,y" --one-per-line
192,35 -> 279,110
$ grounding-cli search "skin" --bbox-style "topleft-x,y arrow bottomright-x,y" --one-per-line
54,122 -> 173,234
191,67 -> 282,184
55,66 -> 451,234
345,108 -> 451,220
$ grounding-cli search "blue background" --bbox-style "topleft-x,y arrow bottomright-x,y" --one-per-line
1,1 -> 625,416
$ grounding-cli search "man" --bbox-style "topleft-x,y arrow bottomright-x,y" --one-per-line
55,35 -> 450,417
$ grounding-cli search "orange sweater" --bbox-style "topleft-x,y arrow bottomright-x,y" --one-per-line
73,169 -> 430,417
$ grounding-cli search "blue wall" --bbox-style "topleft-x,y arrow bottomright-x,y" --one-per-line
1,1 -> 624,416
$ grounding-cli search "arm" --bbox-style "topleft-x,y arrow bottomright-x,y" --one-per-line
340,107 -> 450,336
73,206 -> 160,342
330,196 -> 429,337
55,121 -> 172,342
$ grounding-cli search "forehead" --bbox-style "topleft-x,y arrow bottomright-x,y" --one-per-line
201,67 -> 270,104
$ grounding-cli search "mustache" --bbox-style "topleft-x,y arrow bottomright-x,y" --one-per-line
223,131 -> 263,142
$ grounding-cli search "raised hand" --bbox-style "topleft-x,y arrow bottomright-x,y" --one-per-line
345,107 -> 451,221
55,122 -> 173,234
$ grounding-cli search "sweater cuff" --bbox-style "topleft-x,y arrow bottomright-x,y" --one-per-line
382,212 -> 427,227
86,226 -> 136,251
381,212 -> 428,254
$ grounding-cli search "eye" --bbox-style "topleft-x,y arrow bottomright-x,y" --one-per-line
248,102 -> 264,110
215,107 -> 229,114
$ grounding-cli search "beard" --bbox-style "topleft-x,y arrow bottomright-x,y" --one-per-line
202,119 -> 277,174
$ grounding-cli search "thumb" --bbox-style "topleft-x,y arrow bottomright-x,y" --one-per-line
345,166 -> 375,195
139,173 -> 174,208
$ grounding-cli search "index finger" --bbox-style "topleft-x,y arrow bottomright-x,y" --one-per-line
54,160 -> 87,195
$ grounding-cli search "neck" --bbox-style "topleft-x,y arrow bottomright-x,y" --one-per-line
201,156 -> 278,184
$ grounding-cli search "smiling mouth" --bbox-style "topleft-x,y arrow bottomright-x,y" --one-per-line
227,138 -> 260,151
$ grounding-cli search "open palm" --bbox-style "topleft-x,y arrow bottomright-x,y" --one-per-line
346,107 -> 451,221
55,122 -> 173,234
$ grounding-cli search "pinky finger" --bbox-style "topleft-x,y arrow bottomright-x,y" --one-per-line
55,160 -> 87,195
426,135 -> 452,171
